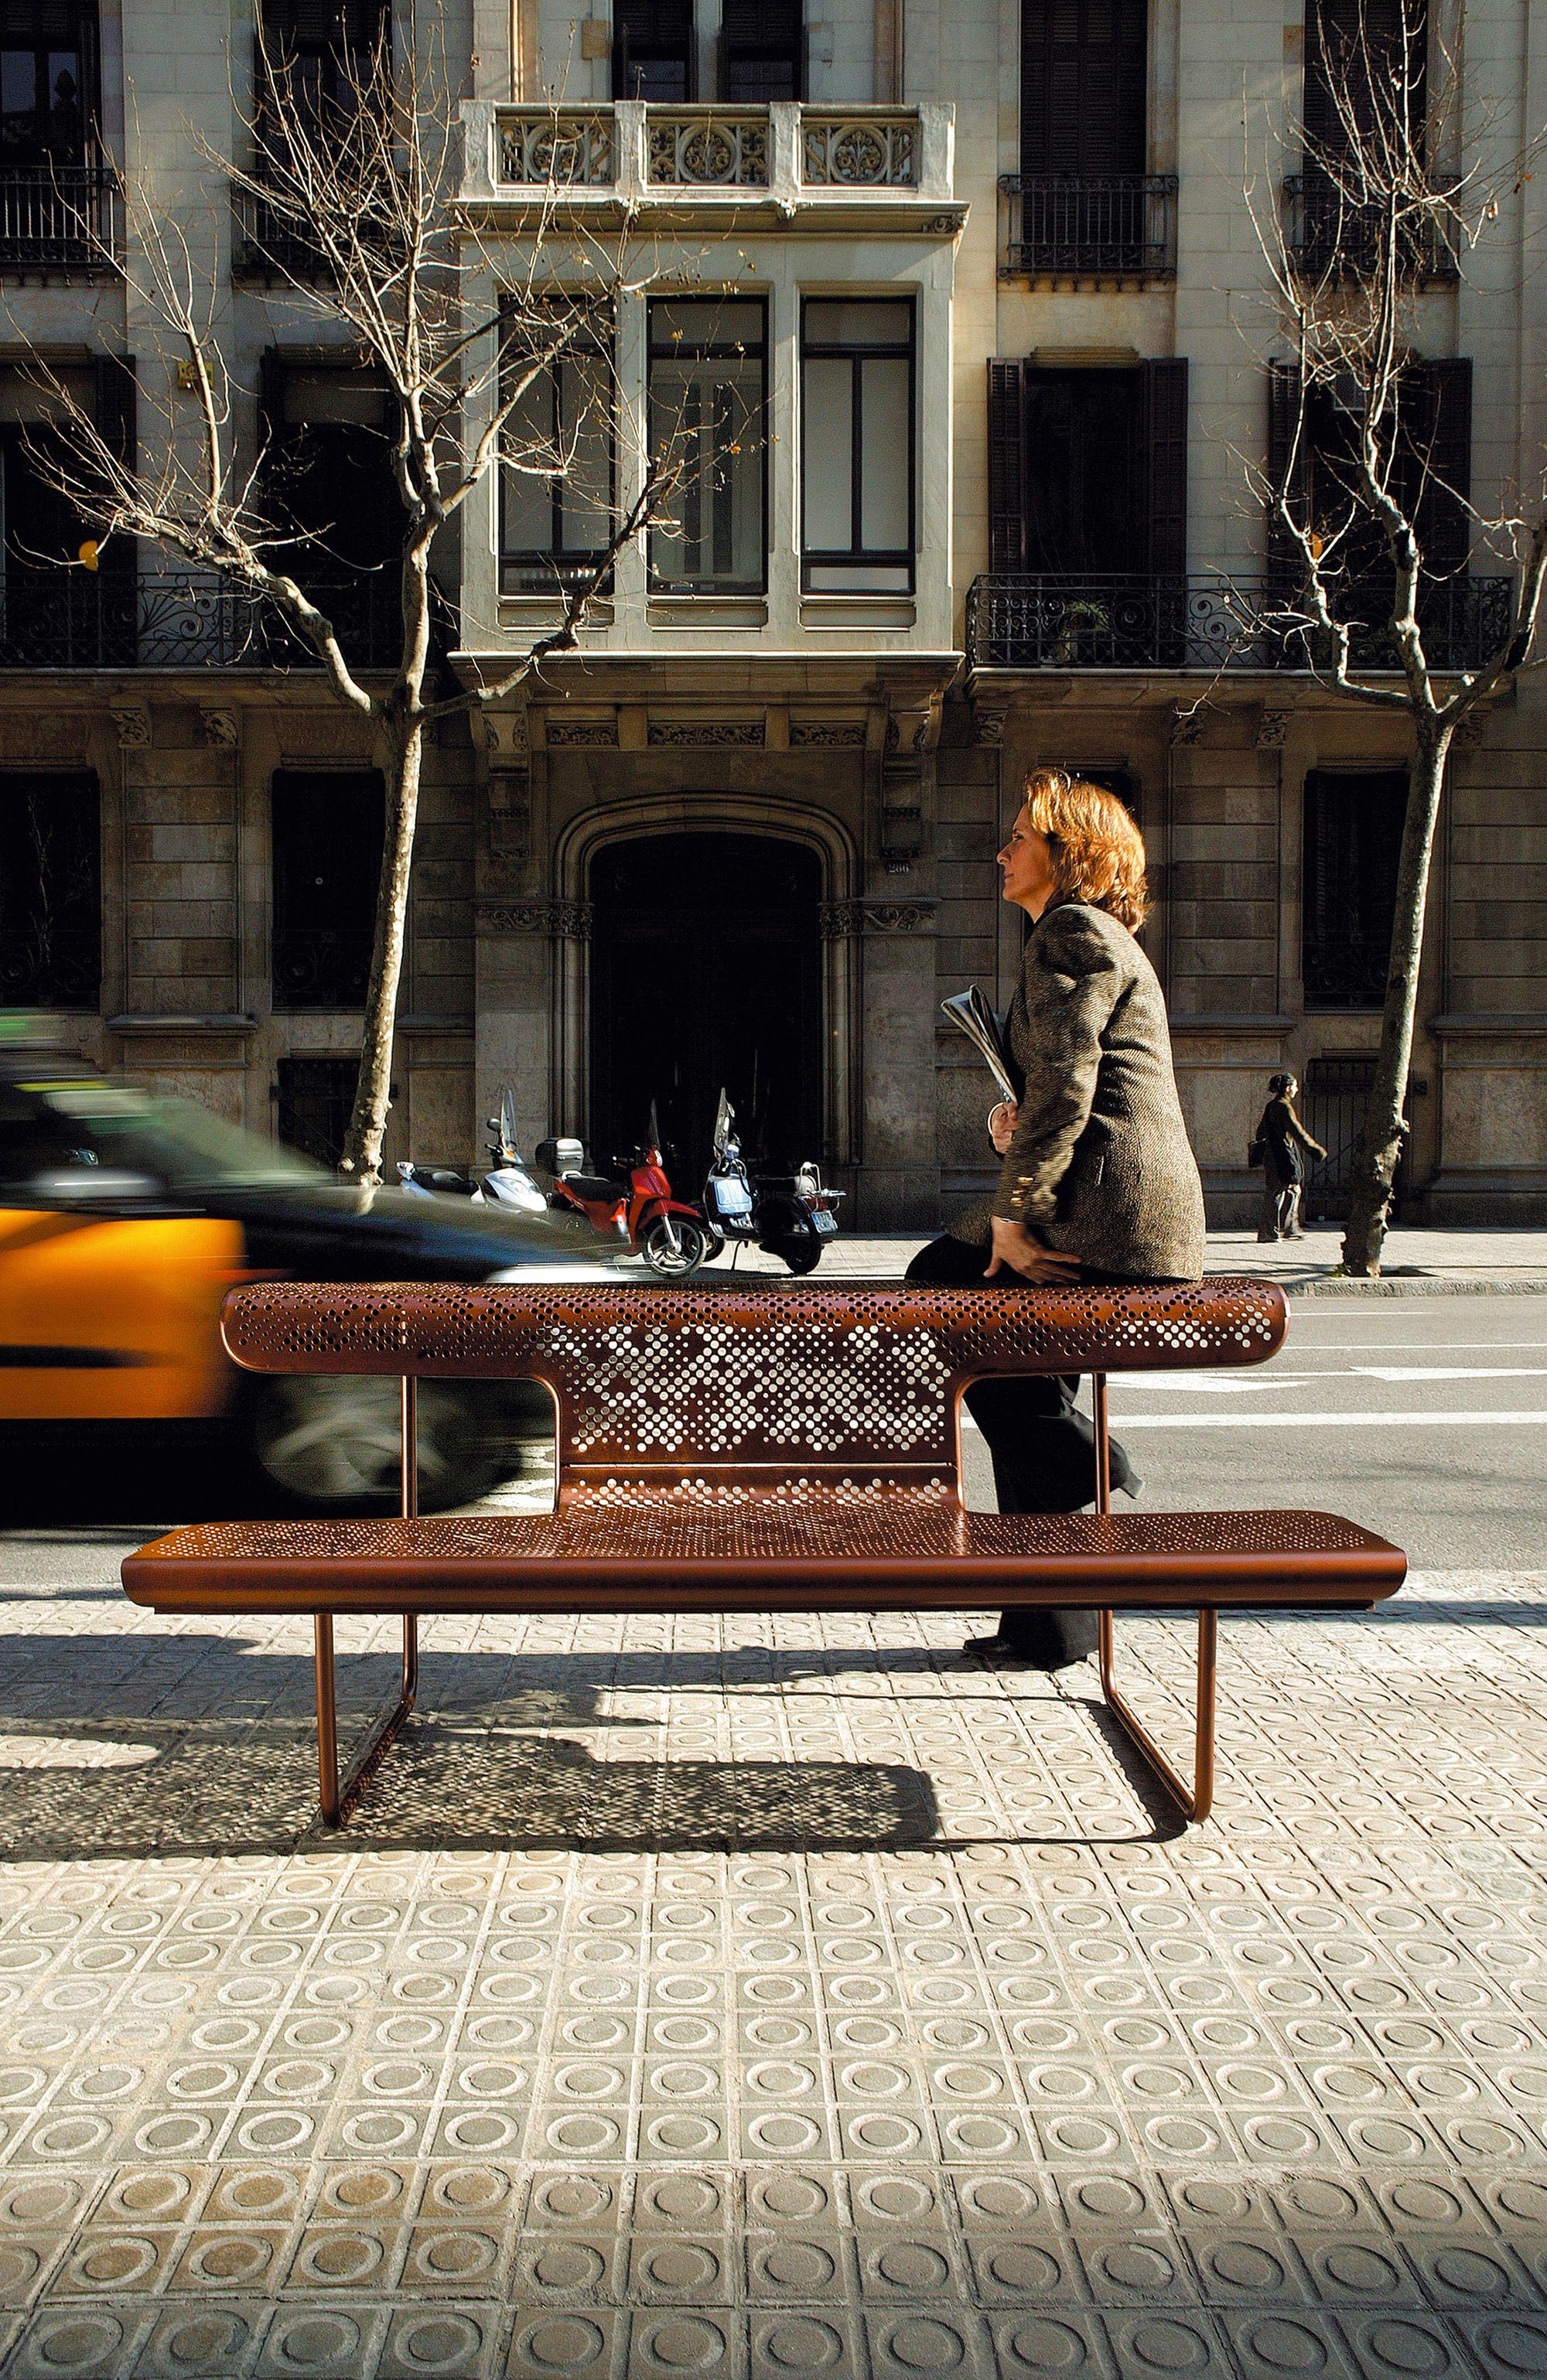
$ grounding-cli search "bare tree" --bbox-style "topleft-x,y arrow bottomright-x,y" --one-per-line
24,24 -> 685,1181
1248,0 -> 1547,1272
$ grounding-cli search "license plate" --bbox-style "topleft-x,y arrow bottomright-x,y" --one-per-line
812,1210 -> 837,1235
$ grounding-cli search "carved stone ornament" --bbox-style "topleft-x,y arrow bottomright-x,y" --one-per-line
1170,704 -> 1206,748
926,212 -> 965,235
1255,708 -> 1291,750
819,897 -> 937,938
477,899 -> 594,938
647,720 -> 765,746
199,707 -> 241,750
545,718 -> 618,748
1453,708 -> 1488,748
111,704 -> 152,750
974,708 -> 1007,747
790,720 -> 867,747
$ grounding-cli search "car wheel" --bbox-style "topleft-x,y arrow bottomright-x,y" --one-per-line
639,1214 -> 711,1277
247,1376 -> 494,1512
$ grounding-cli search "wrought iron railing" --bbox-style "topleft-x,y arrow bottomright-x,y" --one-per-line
0,569 -> 403,670
273,923 -> 373,1009
966,572 -> 1515,673
999,175 -> 1177,279
801,113 -> 917,186
0,158 -> 121,271
1283,168 -> 1457,282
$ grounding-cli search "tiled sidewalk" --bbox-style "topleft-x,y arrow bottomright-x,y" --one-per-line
1,1572 -> 1545,2377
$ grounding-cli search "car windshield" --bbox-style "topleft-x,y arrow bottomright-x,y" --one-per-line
0,1081 -> 329,1194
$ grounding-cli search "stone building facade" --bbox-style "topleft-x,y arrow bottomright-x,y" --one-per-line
2,0 -> 1544,1224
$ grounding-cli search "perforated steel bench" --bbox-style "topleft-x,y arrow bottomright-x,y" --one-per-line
122,1278 -> 1405,1830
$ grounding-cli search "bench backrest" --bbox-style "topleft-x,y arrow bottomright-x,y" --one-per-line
222,1277 -> 1287,1501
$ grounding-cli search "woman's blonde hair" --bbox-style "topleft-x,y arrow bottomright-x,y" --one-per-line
1023,768 -> 1148,931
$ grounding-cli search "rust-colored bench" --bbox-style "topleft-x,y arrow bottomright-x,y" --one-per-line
122,1278 -> 1405,1831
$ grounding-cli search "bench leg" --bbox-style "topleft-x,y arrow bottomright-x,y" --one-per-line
312,1614 -> 419,1829
1098,1608 -> 1217,1824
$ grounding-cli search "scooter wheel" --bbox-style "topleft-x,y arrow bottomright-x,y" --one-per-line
772,1238 -> 821,1276
640,1214 -> 712,1277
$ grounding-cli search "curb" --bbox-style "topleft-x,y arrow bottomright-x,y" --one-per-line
1279,1275 -> 1547,1298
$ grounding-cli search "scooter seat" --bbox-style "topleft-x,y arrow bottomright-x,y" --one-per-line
562,1172 -> 624,1204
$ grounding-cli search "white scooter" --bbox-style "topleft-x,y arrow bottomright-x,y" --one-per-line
395,1088 -> 549,1218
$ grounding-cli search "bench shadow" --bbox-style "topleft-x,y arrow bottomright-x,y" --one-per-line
0,1631 -> 953,1858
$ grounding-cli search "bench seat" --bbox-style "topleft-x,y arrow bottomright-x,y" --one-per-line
125,1503 -> 1403,1617
121,1275 -> 1408,1830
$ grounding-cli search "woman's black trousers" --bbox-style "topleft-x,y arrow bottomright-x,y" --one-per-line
904,1234 -> 1140,1664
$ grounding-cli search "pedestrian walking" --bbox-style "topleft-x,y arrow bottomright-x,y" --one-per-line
1252,1072 -> 1326,1241
908,769 -> 1206,1671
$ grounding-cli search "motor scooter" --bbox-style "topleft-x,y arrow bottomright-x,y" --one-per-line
396,1089 -> 550,1218
536,1124 -> 715,1276
396,1159 -> 476,1200
702,1090 -> 843,1275
473,1088 -> 552,1219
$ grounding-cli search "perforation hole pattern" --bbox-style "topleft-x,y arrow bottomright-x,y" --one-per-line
222,1278 -> 1286,1477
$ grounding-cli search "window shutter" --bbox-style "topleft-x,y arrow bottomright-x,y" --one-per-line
1266,360 -> 1306,586
258,344 -> 286,455
1411,357 -> 1472,574
91,352 -> 135,592
987,359 -> 1026,573
1019,0 -> 1146,179
1142,357 -> 1187,575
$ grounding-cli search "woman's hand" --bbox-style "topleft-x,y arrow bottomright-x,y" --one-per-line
988,1100 -> 1019,1155
984,1215 -> 1083,1284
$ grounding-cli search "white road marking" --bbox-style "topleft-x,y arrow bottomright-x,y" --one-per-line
1100,1409 -> 1547,1430
1354,1365 -> 1547,1381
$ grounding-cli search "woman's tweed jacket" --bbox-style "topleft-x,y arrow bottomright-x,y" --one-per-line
951,900 -> 1206,1283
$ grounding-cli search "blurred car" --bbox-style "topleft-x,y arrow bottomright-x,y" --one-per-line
0,1045 -> 609,1510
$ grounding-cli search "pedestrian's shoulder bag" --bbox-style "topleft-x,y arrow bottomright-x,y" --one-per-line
1246,1132 -> 1267,1167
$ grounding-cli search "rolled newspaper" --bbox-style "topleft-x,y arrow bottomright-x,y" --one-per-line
940,986 -> 1018,1106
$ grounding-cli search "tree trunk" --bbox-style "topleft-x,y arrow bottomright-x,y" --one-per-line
1340,719 -> 1452,1275
340,711 -> 422,1184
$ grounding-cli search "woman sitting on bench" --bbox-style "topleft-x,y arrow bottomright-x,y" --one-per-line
909,768 -> 1207,1672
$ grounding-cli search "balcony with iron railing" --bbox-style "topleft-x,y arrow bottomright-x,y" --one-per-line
462,99 -> 958,229
0,568 -> 404,671
0,152 -> 121,275
966,572 -> 1514,674
1283,166 -> 1458,283
999,175 -> 1177,283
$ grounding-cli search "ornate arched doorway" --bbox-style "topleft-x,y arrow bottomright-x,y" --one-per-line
589,831 -> 823,1176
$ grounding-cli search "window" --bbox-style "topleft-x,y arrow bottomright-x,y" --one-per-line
0,0 -> 96,167
258,0 -> 389,124
1019,0 -> 1146,180
1267,359 -> 1472,589
649,299 -> 767,594
1303,768 -> 1406,1009
987,359 -> 1187,576
613,0 -> 693,98
258,353 -> 401,664
271,769 -> 384,1009
0,357 -> 134,667
500,309 -> 614,596
801,300 -> 913,594
722,0 -> 801,101
276,1056 -> 358,1170
0,770 -> 99,1007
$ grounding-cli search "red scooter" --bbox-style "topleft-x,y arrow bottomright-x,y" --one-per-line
535,1132 -> 715,1276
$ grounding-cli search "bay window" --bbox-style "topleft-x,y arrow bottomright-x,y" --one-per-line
801,299 -> 914,593
649,299 -> 767,594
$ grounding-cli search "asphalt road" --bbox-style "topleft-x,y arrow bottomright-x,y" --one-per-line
0,1292 -> 1542,1583
958,1290 -> 1547,1571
